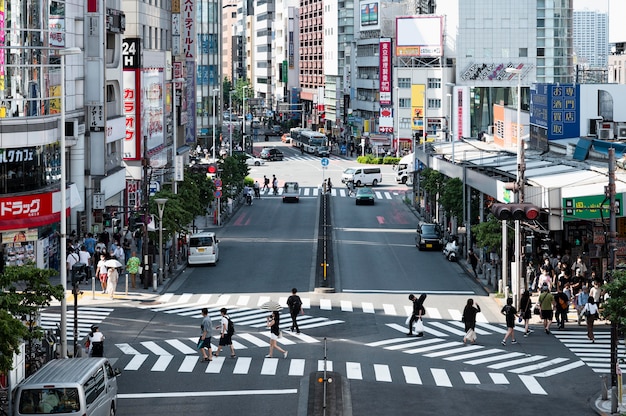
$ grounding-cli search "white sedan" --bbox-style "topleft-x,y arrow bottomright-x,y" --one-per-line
245,153 -> 265,166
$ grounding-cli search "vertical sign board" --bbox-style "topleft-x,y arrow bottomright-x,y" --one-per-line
379,39 -> 391,105
122,38 -> 141,160
411,84 -> 425,132
183,0 -> 197,145
530,83 -> 579,151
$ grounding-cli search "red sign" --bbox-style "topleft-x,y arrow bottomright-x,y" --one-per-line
379,39 -> 392,105
0,191 -> 65,231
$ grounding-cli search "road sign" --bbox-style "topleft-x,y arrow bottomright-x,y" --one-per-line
214,179 -> 222,187
215,190 -> 222,198
321,157 -> 329,167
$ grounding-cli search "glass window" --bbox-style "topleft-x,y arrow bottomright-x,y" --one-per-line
519,48 -> 528,57
0,144 -> 61,194
399,98 -> 411,108
427,99 -> 441,109
427,78 -> 441,89
18,387 -> 80,414
398,78 -> 411,88
84,367 -> 106,405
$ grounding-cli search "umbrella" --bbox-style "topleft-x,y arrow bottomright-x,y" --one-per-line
260,300 -> 282,311
104,259 -> 123,268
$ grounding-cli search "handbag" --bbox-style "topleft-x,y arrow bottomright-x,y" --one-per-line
465,328 -> 476,342
414,318 -> 425,333
533,304 -> 541,315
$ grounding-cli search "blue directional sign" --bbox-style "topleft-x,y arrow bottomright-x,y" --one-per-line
321,157 -> 329,167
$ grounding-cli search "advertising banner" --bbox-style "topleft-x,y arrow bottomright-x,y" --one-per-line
379,39 -> 391,105
411,84 -> 425,131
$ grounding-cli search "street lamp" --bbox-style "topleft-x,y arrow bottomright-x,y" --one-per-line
212,88 -> 220,161
506,67 -> 523,305
395,86 -> 400,157
229,90 -> 235,156
58,46 -> 81,359
445,82 -> 455,161
155,198 -> 168,287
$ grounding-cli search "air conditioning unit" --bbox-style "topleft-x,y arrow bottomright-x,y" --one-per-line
616,123 -> 626,140
597,121 -> 614,140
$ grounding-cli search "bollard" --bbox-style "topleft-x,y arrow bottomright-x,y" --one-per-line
498,279 -> 503,294
92,276 -> 96,300
125,272 -> 129,295
601,374 -> 608,400
153,272 -> 158,292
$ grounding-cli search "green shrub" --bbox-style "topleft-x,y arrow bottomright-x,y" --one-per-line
244,176 -> 254,186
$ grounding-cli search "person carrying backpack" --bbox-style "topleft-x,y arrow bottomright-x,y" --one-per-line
213,308 -> 236,358
501,297 -> 519,346
287,288 -> 303,333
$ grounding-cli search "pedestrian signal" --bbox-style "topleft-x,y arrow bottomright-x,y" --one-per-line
491,203 -> 540,221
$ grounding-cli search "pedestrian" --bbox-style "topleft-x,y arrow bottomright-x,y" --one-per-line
461,298 -> 480,344
78,245 -> 92,283
66,248 -> 80,273
253,180 -> 261,199
501,297 -> 518,346
86,325 -> 105,357
272,175 -> 278,195
83,233 -> 97,256
467,248 -> 480,278
263,175 -> 270,191
266,310 -> 288,358
111,242 -> 125,270
287,288 -> 303,333
554,285 -> 570,329
126,252 -> 141,289
106,267 -> 118,299
576,285 -> 590,325
327,178 -> 332,192
214,308 -> 236,358
407,294 -> 426,337
96,254 -> 108,293
198,308 -> 213,361
519,289 -> 533,336
538,284 -> 555,334
581,297 -> 599,342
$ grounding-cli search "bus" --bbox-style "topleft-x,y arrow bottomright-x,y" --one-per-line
292,129 -> 328,154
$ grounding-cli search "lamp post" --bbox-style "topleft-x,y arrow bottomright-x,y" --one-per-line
229,90 -> 235,156
445,82 -> 455,161
58,46 -> 81,359
395,86 -> 400,157
242,86 -> 249,151
212,88 -> 220,161
506,67 -> 523,305
171,77 -> 185,194
155,198 -> 168,286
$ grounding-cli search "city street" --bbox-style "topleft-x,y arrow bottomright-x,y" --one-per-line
42,143 -> 610,415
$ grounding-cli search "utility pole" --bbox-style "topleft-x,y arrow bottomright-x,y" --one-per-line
142,135 -> 150,289
608,148 -> 618,414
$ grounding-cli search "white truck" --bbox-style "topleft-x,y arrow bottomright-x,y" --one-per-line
396,153 -> 415,184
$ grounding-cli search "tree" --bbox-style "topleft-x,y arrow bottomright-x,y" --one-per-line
0,266 -> 63,374
601,269 -> 626,331
472,214 -> 514,254
439,177 -> 463,221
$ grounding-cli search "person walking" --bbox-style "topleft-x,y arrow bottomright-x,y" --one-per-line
554,286 -> 570,329
581,297 -> 599,342
77,245 -> 92,284
501,297 -> 518,346
538,284 -> 555,334
407,294 -> 426,337
576,285 -> 590,326
214,308 -> 236,358
86,325 -> 105,357
198,308 -> 213,361
286,288 -> 303,334
467,248 -> 480,278
461,298 -> 480,344
106,267 -> 119,299
96,254 -> 108,293
518,289 -> 533,336
266,310 -> 288,358
126,252 -> 141,289
263,175 -> 270,191
272,175 -> 279,195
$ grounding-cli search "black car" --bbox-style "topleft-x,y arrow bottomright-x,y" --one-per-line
260,147 -> 284,161
415,222 -> 444,251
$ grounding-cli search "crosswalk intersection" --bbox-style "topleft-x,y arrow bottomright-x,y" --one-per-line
250,186 -> 402,200
553,329 -> 626,374
39,306 -> 113,342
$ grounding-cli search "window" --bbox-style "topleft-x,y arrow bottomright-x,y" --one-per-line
519,48 -> 528,57
537,48 -> 545,57
399,98 -> 411,108
427,78 -> 441,89
427,99 -> 441,109
84,367 -> 106,405
398,78 -> 411,88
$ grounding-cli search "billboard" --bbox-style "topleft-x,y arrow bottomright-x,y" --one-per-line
411,84 -> 425,131
396,16 -> 443,58
359,1 -> 380,32
530,83 -> 580,140
379,39 -> 392,105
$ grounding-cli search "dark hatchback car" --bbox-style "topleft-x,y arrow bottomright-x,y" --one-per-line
355,187 -> 375,205
415,222 -> 444,251
260,147 -> 284,161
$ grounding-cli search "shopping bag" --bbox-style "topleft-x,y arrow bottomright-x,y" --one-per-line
414,318 -> 425,333
405,315 -> 411,325
465,329 -> 476,342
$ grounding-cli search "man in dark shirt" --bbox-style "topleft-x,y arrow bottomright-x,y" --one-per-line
286,288 -> 303,334
554,287 -> 570,329
407,294 -> 426,337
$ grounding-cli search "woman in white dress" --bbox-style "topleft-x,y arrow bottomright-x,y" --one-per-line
106,267 -> 119,299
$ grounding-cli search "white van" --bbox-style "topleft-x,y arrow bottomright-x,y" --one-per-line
341,167 -> 382,186
12,358 -> 120,416
396,153 -> 415,184
188,232 -> 219,265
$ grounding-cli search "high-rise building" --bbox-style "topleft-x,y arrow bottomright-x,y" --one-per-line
573,10 -> 609,69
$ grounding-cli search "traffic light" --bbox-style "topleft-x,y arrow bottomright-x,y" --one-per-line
207,163 -> 218,176
491,203 -> 540,221
103,213 -> 112,227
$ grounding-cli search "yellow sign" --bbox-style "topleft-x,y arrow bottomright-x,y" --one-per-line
411,84 -> 425,131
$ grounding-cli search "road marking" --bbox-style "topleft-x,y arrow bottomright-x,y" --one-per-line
425,345 -> 484,358
385,338 -> 442,351
320,299 -> 332,310
124,354 -> 148,371
447,321 -> 491,336
116,343 -> 141,355
402,366 -> 422,384
206,357 -> 225,373
425,307 -> 441,319
289,359 -> 306,376
464,352 -> 525,365
383,304 -> 397,315
299,320 -> 344,329
346,362 -> 363,380
404,341 -> 463,355
289,332 -> 320,343
488,355 -> 547,370
519,375 -> 547,395
233,357 -> 252,374
257,296 -> 270,307
362,302 -> 375,313
508,357 -> 569,374
237,295 -> 250,306
444,348 -> 503,362
489,373 -> 509,384
215,294 -> 231,305
373,364 -> 392,382
151,356 -> 173,372
431,368 -> 452,387
367,337 -> 415,348
261,358 -> 279,375
118,389 -> 298,399
341,300 -> 353,311
475,322 -> 508,334
178,356 -> 198,372
237,333 -> 270,347
318,360 -> 333,372
429,322 -> 466,337
531,360 -> 586,377
165,339 -> 197,355
141,341 -> 172,356
460,371 -> 480,384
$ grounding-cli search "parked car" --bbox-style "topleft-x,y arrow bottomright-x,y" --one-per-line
341,167 -> 382,186
415,222 -> 444,251
244,153 -> 265,166
260,147 -> 284,161
282,181 -> 300,203
355,187 -> 375,205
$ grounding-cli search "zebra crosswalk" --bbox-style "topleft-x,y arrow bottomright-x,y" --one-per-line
252,186 -> 402,200
39,306 -> 114,341
111,335 -> 551,395
553,329 -> 626,374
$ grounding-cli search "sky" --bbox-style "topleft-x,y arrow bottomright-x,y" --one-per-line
574,0 -> 626,42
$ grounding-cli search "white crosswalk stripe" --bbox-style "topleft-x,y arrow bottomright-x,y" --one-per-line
40,306 -> 113,341
553,329 -> 626,374
254,186 -> 399,200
